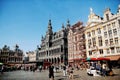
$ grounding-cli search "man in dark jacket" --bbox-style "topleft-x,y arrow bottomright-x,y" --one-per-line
49,65 -> 54,80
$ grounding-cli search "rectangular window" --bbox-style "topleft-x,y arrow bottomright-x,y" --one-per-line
115,37 -> 118,44
106,14 -> 109,20
116,47 -> 120,53
75,36 -> 77,41
105,40 -> 108,46
110,38 -> 113,45
107,49 -> 110,54
103,26 -> 106,30
104,32 -> 107,38
89,51 -> 92,55
87,32 -> 91,37
111,48 -> 115,53
112,22 -> 115,28
88,39 -> 91,48
99,49 -> 103,54
107,24 -> 111,29
92,30 -> 95,36
108,30 -> 112,37
97,28 -> 101,34
118,20 -> 120,27
92,38 -> 96,47
98,36 -> 103,46
113,29 -> 117,36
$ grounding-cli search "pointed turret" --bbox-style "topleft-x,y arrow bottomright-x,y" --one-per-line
47,19 -> 53,35
62,24 -> 65,29
66,19 -> 70,28
15,44 -> 19,49
15,44 -> 19,52
41,35 -> 44,40
48,19 -> 52,29
46,19 -> 53,44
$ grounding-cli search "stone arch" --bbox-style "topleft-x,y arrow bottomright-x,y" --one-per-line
49,58 -> 51,63
52,58 -> 54,64
46,59 -> 49,62
61,55 -> 63,63
54,57 -> 57,63
57,57 -> 60,64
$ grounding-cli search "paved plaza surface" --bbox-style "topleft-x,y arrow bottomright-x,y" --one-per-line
0,69 -> 120,80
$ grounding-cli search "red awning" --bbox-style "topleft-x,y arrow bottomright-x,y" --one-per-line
97,57 -> 110,60
89,57 -> 110,61
105,55 -> 120,61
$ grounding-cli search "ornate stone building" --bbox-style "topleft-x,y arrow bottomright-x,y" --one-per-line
0,44 -> 23,66
26,51 -> 36,63
85,5 -> 120,66
68,21 -> 86,66
85,8 -> 103,59
38,20 -> 70,67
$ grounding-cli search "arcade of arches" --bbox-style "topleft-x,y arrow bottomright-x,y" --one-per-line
43,57 -> 63,65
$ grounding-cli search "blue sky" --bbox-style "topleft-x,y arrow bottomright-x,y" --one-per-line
0,0 -> 119,53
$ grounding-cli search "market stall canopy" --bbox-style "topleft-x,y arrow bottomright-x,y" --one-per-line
87,57 -> 110,61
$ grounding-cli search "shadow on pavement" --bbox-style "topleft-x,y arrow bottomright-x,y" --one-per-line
74,74 -> 80,78
113,74 -> 119,76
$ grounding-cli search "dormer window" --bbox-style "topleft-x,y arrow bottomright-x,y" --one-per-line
106,14 -> 109,20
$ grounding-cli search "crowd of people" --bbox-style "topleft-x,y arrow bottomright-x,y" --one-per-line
0,61 -> 114,80
87,61 -> 113,76
0,62 -> 88,80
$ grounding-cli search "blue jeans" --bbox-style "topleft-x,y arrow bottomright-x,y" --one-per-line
102,69 -> 106,76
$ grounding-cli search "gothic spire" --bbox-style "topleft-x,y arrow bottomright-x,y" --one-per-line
48,19 -> 52,29
47,19 -> 53,35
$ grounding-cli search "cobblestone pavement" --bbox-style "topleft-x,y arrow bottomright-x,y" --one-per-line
70,69 -> 120,80
0,69 -> 120,80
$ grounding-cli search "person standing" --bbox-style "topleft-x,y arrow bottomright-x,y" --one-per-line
1,65 -> 4,74
69,67 -> 74,79
63,65 -> 66,76
102,63 -> 106,76
49,65 -> 54,80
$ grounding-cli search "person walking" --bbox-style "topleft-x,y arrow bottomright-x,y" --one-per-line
49,65 -> 54,80
39,65 -> 42,72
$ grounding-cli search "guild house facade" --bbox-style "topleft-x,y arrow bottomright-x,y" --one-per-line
0,44 -> 23,66
38,20 -> 70,67
68,21 -> 86,66
85,5 -> 120,66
